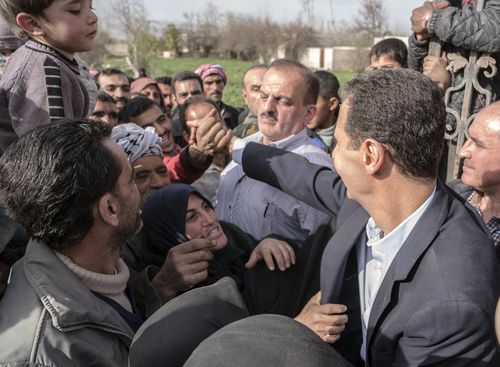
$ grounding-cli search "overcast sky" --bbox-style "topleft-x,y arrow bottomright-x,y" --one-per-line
96,0 -> 425,35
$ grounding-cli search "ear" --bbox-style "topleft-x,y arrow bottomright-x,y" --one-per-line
361,139 -> 386,176
304,104 -> 317,125
16,12 -> 44,37
242,89 -> 249,105
97,193 -> 120,227
328,97 -> 339,112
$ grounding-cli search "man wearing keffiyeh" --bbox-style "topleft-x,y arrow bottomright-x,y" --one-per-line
112,123 -> 169,200
195,64 -> 241,130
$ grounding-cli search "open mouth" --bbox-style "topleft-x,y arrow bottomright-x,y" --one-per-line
206,226 -> 220,240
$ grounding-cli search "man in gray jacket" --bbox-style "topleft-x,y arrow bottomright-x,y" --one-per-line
0,120 -> 170,366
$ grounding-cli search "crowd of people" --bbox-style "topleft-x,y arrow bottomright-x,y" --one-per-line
0,0 -> 499,366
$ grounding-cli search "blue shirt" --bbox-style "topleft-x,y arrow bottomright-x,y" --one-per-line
217,129 -> 333,243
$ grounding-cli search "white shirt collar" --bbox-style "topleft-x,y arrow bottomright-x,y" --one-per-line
365,184 -> 437,259
245,128 -> 309,149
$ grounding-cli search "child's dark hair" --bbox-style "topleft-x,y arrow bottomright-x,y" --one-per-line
369,38 -> 408,68
0,0 -> 55,38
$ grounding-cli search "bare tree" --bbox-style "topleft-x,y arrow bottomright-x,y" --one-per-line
352,0 -> 388,39
182,11 -> 197,53
281,18 -> 319,60
194,3 -> 220,57
111,0 -> 159,76
219,13 -> 281,62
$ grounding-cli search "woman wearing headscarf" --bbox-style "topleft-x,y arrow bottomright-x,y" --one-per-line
129,183 -> 334,367
141,183 -> 296,299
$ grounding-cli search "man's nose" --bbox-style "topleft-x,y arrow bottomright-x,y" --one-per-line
459,139 -> 471,158
154,122 -> 166,136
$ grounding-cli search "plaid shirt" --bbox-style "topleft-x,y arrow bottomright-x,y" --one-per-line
467,191 -> 500,248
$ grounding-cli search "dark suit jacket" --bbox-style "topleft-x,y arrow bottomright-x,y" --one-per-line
241,142 -> 500,367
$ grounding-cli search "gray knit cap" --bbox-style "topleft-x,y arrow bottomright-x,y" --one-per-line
0,17 -> 24,51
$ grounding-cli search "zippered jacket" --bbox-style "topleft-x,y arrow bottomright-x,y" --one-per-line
0,240 -> 135,366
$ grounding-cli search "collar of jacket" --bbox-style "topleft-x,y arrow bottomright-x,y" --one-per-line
22,239 -> 134,342
25,39 -> 81,75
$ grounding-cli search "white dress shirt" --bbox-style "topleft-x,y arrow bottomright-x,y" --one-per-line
357,186 -> 436,361
216,129 -> 332,243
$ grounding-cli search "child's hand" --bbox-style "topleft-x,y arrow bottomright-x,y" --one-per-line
245,238 -> 296,271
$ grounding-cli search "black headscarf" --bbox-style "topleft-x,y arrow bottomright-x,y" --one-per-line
142,183 -> 201,254
141,183 -> 255,288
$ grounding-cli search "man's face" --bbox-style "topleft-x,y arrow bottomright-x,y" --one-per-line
90,100 -> 118,127
459,109 -> 500,194
104,139 -> 142,236
331,101 -> 365,201
132,105 -> 174,154
141,84 -> 162,108
158,83 -> 174,115
257,67 -> 315,144
202,74 -> 225,103
99,74 -> 130,110
32,0 -> 98,59
174,79 -> 203,106
243,68 -> 267,114
370,54 -> 402,70
307,95 -> 338,130
133,155 -> 170,201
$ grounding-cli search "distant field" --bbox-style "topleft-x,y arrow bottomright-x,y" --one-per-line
100,57 -> 354,108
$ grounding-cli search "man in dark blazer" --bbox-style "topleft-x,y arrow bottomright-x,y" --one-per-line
186,69 -> 500,366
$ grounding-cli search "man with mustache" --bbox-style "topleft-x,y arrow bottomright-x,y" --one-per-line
97,68 -> 131,113
195,64 -> 240,130
215,59 -> 332,245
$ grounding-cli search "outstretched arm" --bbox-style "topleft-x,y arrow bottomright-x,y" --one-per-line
235,141 -> 346,217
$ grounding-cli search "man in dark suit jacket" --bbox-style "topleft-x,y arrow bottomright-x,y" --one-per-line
186,69 -> 500,367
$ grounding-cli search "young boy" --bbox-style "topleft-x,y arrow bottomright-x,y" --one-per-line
369,38 -> 408,70
0,0 -> 98,155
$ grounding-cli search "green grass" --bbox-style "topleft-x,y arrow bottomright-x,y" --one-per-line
100,57 -> 354,107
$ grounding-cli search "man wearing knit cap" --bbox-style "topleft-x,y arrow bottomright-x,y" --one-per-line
130,77 -> 167,113
195,63 -> 240,130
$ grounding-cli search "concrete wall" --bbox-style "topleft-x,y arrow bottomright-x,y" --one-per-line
300,46 -> 370,71
300,48 -> 334,70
